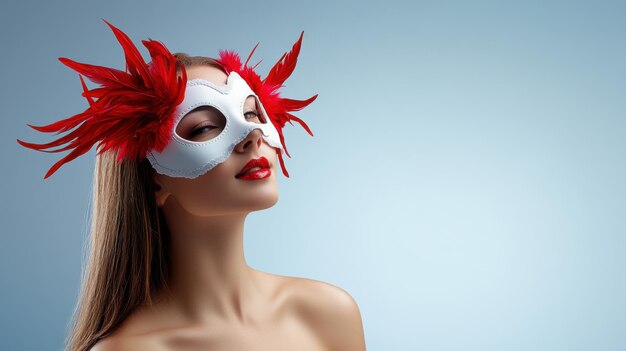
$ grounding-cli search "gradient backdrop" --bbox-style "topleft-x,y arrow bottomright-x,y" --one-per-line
1,0 -> 625,350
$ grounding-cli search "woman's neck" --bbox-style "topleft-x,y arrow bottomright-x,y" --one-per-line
157,200 -> 265,325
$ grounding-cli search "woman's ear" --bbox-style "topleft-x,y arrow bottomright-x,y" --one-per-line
153,173 -> 170,207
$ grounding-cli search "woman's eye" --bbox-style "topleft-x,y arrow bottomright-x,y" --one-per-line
189,124 -> 217,138
244,111 -> 260,120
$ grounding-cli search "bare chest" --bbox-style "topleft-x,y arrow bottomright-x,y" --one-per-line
156,315 -> 328,351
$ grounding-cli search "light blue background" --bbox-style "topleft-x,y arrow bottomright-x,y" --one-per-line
1,0 -> 625,350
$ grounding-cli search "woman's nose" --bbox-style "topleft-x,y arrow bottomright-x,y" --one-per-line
234,128 -> 263,153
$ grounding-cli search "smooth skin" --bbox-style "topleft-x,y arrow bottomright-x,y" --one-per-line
91,65 -> 366,351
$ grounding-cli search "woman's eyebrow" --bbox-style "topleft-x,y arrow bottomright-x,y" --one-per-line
244,100 -> 258,110
184,107 -> 222,123
203,105 -> 224,116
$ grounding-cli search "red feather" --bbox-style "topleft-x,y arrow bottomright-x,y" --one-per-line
263,31 -> 304,90
16,19 -> 187,179
215,31 -> 318,177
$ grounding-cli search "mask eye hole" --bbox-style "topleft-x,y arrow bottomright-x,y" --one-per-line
175,105 -> 227,142
244,95 -> 268,125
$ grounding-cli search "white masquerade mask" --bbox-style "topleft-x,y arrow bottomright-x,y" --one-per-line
146,71 -> 283,179
17,22 -> 315,180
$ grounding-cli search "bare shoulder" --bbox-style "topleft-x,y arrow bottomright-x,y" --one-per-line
273,274 -> 367,350
88,332 -> 166,351
87,310 -> 171,351
287,277 -> 361,318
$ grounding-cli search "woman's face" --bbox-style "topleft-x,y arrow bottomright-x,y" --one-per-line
152,65 -> 279,216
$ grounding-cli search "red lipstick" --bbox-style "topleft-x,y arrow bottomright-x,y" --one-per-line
235,156 -> 271,180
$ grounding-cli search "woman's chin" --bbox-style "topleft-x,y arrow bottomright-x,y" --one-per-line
245,191 -> 279,212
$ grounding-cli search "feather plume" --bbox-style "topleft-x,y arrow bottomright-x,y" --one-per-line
16,19 -> 186,179
215,31 -> 318,177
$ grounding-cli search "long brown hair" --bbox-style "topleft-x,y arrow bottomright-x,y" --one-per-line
64,53 -> 225,351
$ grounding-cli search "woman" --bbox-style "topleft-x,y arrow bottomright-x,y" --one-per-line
17,20 -> 366,351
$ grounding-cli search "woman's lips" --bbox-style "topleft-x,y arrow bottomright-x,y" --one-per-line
236,156 -> 271,180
